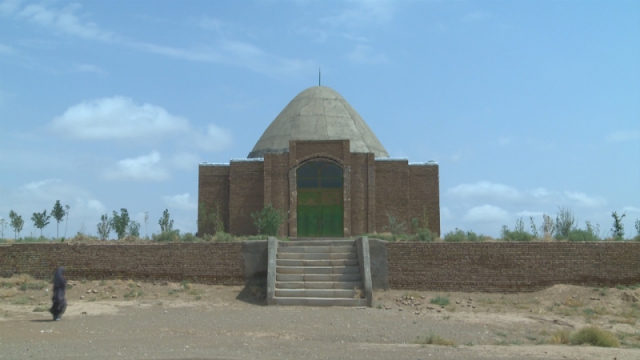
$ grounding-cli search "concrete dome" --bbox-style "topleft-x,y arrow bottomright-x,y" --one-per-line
248,86 -> 389,158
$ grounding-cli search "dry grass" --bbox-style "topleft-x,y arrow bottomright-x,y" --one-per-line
0,287 -> 19,299
563,297 -> 584,308
549,330 -> 571,344
570,326 -> 620,348
416,333 -> 457,346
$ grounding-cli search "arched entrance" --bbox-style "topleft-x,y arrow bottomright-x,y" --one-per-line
296,160 -> 344,237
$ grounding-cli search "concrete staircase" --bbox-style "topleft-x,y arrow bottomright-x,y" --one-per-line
267,237 -> 372,307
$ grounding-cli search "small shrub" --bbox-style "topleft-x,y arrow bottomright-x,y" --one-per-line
12,296 -> 29,305
415,333 -> 456,346
153,230 -> 180,242
443,229 -> 483,242
549,330 -> 570,344
443,229 -> 465,242
214,231 -> 234,242
430,295 -> 450,306
252,204 -> 285,236
123,289 -> 144,299
180,232 -> 199,242
567,229 -> 599,242
32,306 -> 48,312
383,213 -> 406,235
180,280 -> 191,290
414,227 -> 436,242
19,282 -> 46,291
570,326 -> 619,347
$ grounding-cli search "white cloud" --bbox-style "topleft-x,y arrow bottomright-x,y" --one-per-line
605,130 -> 640,142
162,193 -> 197,211
320,0 -> 394,29
515,210 -> 545,218
497,136 -> 512,146
0,0 -> 22,16
193,124 -> 233,152
50,96 -> 232,152
17,3 -> 115,42
133,39 -> 315,77
347,44 -> 389,65
104,151 -> 169,182
51,96 -> 190,140
564,191 -> 606,208
529,188 -> 550,198
170,152 -> 201,171
463,204 -> 509,223
0,43 -> 17,56
197,16 -> 224,32
460,11 -> 492,22
441,206 -> 452,219
72,63 -> 106,74
622,206 -> 640,213
448,181 -> 523,202
5,2 -> 312,77
0,178 -> 106,238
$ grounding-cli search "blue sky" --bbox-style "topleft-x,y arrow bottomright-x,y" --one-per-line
1,0 -> 638,239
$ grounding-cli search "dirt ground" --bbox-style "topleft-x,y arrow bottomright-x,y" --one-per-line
1,276 -> 639,360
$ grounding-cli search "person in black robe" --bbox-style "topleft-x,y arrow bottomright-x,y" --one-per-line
49,267 -> 67,321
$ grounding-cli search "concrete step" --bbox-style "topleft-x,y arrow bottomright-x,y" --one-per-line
278,245 -> 356,254
277,252 -> 357,260
270,297 -> 368,307
277,266 -> 360,275
276,259 -> 359,267
275,289 -> 362,298
276,273 -> 362,282
275,281 -> 362,290
281,240 -> 354,246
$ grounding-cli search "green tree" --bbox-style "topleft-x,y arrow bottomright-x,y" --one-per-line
31,210 -> 51,237
251,204 -> 284,236
9,210 -> 24,239
555,207 -> 575,239
158,209 -> 173,233
97,214 -> 112,240
611,211 -> 626,240
51,200 -> 66,239
111,209 -> 130,239
128,221 -> 141,237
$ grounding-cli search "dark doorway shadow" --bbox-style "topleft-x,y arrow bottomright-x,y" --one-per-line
235,272 -> 267,306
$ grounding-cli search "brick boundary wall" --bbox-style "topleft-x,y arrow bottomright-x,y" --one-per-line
387,242 -> 640,292
2,242 -> 639,293
0,243 -> 245,285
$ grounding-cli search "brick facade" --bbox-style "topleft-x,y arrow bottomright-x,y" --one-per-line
198,140 -> 440,237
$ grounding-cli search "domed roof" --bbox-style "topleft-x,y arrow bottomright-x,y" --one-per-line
248,86 -> 389,158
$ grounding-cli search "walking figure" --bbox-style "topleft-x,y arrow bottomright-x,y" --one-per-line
49,267 -> 67,321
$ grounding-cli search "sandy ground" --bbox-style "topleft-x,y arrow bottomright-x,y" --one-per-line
1,277 -> 639,360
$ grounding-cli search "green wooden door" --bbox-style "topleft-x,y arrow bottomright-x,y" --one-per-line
297,161 -> 343,237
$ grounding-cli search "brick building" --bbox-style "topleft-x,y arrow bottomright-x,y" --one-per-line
198,86 -> 440,238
